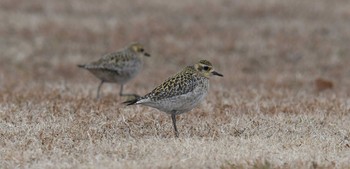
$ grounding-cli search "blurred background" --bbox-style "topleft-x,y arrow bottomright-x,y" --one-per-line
1,0 -> 350,99
2,1 -> 350,168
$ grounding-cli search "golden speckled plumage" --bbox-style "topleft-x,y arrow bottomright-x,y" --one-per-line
78,42 -> 150,99
145,66 -> 200,101
124,60 -> 223,137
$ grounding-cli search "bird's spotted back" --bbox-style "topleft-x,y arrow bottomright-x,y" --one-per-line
93,49 -> 137,67
143,66 -> 205,101
78,43 -> 150,84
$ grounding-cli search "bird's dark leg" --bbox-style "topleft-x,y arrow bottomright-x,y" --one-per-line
119,84 -> 124,96
119,84 -> 140,98
171,113 -> 179,138
96,80 -> 104,100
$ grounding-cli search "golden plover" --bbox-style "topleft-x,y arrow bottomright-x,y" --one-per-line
124,60 -> 223,137
78,43 -> 150,99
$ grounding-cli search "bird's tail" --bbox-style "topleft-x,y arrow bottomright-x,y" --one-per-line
123,97 -> 139,105
77,64 -> 86,68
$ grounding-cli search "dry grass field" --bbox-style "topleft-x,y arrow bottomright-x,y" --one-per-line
1,0 -> 350,168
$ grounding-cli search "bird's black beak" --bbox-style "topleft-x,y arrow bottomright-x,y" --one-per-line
212,71 -> 223,77
144,53 -> 151,57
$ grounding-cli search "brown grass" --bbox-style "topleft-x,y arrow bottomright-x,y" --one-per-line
1,0 -> 350,168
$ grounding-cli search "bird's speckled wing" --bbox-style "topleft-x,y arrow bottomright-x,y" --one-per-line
143,66 -> 201,101
87,50 -> 139,71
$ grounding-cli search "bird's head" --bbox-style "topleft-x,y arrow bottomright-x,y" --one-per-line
129,43 -> 150,57
194,60 -> 223,78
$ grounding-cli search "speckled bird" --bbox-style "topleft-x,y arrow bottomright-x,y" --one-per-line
124,60 -> 223,137
78,43 -> 150,99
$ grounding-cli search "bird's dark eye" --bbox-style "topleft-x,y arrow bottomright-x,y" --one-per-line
203,66 -> 209,71
140,48 -> 144,52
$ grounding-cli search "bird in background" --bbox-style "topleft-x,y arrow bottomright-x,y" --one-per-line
124,60 -> 223,137
78,43 -> 150,99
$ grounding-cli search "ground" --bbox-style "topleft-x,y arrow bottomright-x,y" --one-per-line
1,0 -> 350,168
